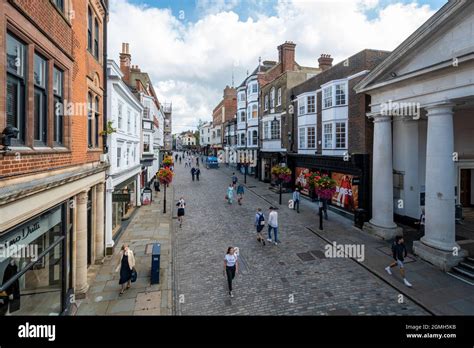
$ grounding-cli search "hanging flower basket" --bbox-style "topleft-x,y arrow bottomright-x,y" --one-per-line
314,174 -> 337,200
163,156 -> 173,167
271,165 -> 292,183
157,167 -> 174,185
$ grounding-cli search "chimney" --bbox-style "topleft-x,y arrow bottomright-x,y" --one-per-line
119,42 -> 131,84
278,41 -> 296,73
318,54 -> 333,71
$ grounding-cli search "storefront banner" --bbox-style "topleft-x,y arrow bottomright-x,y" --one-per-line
0,208 -> 61,262
331,172 -> 359,212
112,193 -> 131,203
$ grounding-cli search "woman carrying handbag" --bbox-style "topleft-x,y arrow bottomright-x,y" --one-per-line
115,244 -> 136,296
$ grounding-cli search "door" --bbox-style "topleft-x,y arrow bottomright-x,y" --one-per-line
460,169 -> 472,206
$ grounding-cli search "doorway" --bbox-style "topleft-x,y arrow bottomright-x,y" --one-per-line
460,169 -> 473,207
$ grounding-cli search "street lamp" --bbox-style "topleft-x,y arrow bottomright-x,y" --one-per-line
318,200 -> 324,230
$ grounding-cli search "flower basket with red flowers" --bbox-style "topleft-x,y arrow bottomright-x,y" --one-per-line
157,167 -> 174,185
271,165 -> 292,183
315,174 -> 337,200
163,156 -> 173,167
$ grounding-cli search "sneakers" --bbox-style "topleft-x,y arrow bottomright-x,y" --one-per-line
274,242 -> 278,246
404,279 -> 412,287
385,266 -> 392,275
230,291 -> 234,297
267,238 -> 272,242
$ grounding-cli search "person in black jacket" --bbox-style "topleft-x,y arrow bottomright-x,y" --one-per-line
385,236 -> 412,287
2,259 -> 21,314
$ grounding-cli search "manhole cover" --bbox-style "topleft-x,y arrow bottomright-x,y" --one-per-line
297,252 -> 316,262
310,250 -> 326,259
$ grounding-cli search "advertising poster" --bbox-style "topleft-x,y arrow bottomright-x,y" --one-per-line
331,172 -> 359,212
295,167 -> 311,196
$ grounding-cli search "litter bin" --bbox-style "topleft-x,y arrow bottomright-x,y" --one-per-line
151,243 -> 161,284
354,208 -> 365,229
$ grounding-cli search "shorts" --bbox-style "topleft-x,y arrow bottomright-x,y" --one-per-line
177,208 -> 185,217
396,260 -> 404,268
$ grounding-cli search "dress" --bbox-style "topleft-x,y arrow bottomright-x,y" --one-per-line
119,254 -> 132,285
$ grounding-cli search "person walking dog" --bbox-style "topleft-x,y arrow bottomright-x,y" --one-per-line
115,244 -> 136,296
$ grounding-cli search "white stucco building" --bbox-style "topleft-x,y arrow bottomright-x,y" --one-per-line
355,0 -> 474,271
105,60 -> 143,252
200,122 -> 212,148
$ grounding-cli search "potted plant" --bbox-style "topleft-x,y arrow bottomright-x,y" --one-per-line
271,165 -> 292,205
157,167 -> 173,214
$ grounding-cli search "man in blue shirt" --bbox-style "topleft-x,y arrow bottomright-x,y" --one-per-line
292,188 -> 301,213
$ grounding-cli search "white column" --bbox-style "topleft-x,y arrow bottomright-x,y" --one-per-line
136,174 -> 141,207
370,114 -> 397,229
421,103 -> 458,251
95,183 -> 105,261
105,186 -> 114,253
75,191 -> 89,295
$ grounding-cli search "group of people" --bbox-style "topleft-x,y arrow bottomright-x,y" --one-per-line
225,173 -> 245,205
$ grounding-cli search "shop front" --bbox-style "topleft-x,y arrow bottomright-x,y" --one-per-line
289,154 -> 371,218
0,204 -> 73,316
111,177 -> 137,240
259,151 -> 282,183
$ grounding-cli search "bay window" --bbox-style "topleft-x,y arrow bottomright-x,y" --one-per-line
263,122 -> 269,140
277,88 -> 281,106
264,94 -> 269,111
307,127 -> 316,148
299,128 -> 305,149
271,119 -> 280,140
323,123 -> 332,149
252,104 -> 257,118
323,86 -> 332,109
335,83 -> 346,105
270,87 -> 275,108
335,122 -> 346,148
307,95 -> 316,113
252,130 -> 258,145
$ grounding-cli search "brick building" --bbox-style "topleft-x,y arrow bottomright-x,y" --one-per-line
210,85 -> 237,154
288,49 -> 390,218
0,0 -> 108,315
258,42 -> 321,182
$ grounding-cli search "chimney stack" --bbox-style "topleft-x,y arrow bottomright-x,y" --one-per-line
119,42 -> 131,84
278,41 -> 296,73
318,54 -> 333,71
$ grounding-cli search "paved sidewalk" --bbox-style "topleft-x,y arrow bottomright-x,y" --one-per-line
227,165 -> 474,315
76,185 -> 174,315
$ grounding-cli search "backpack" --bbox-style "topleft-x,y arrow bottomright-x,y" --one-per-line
258,213 -> 265,226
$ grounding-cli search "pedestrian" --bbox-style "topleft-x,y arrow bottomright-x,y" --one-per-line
191,167 -> 196,181
385,236 -> 412,287
237,183 -> 244,205
415,208 -> 425,234
196,168 -> 201,181
184,159 -> 189,168
115,243 -> 136,296
176,197 -> 186,228
179,156 -> 182,164
267,206 -> 279,245
318,197 -> 328,220
226,184 -> 234,204
154,177 -> 160,192
196,157 -> 199,167
175,154 -> 178,162
255,208 -> 266,246
292,188 -> 300,213
223,246 -> 238,297
231,172 -> 238,188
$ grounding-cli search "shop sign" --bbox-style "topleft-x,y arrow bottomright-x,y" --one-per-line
331,172 -> 359,212
0,208 -> 61,262
113,193 -> 131,203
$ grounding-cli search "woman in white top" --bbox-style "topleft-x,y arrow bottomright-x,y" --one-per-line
176,197 -> 186,228
223,247 -> 238,297
115,244 -> 136,296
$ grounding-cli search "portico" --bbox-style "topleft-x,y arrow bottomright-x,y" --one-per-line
355,0 -> 474,270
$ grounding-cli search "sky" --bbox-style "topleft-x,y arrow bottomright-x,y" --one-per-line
108,0 -> 447,134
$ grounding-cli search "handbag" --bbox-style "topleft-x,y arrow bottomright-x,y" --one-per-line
131,268 -> 137,283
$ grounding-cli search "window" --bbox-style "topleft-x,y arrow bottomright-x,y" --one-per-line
118,102 -> 123,129
323,86 -> 332,109
87,93 -> 93,148
127,109 -> 131,132
34,53 -> 47,145
252,130 -> 258,146
307,95 -> 316,113
87,6 -> 93,52
323,123 -> 332,148
53,0 -> 64,12
239,93 -> 245,101
335,122 -> 346,148
299,128 -> 305,149
271,119 -> 280,140
299,100 -> 305,116
117,146 -> 121,167
252,104 -> 257,118
240,111 -> 246,123
6,33 -> 26,144
53,67 -> 63,144
94,19 -> 100,59
95,96 -> 100,147
240,133 -> 245,146
335,83 -> 346,106
252,84 -> 258,94
126,145 -> 130,166
143,134 -> 150,152
270,87 -> 275,108
277,88 -> 282,106
263,122 -> 269,140
264,94 -> 269,111
307,127 -> 316,148
248,106 -> 252,119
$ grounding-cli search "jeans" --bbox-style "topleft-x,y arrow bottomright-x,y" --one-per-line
268,226 -> 278,241
226,266 -> 236,291
293,199 -> 300,212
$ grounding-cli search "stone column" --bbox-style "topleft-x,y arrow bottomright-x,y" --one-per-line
105,178 -> 114,255
95,183 -> 105,262
414,103 -> 466,270
75,191 -> 89,296
366,114 -> 400,239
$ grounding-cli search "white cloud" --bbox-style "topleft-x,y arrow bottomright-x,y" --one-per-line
108,0 -> 437,134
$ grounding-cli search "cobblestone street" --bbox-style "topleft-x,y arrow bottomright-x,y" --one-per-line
173,160 -> 428,315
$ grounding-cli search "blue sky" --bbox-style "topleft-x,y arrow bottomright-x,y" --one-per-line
127,0 -> 446,22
